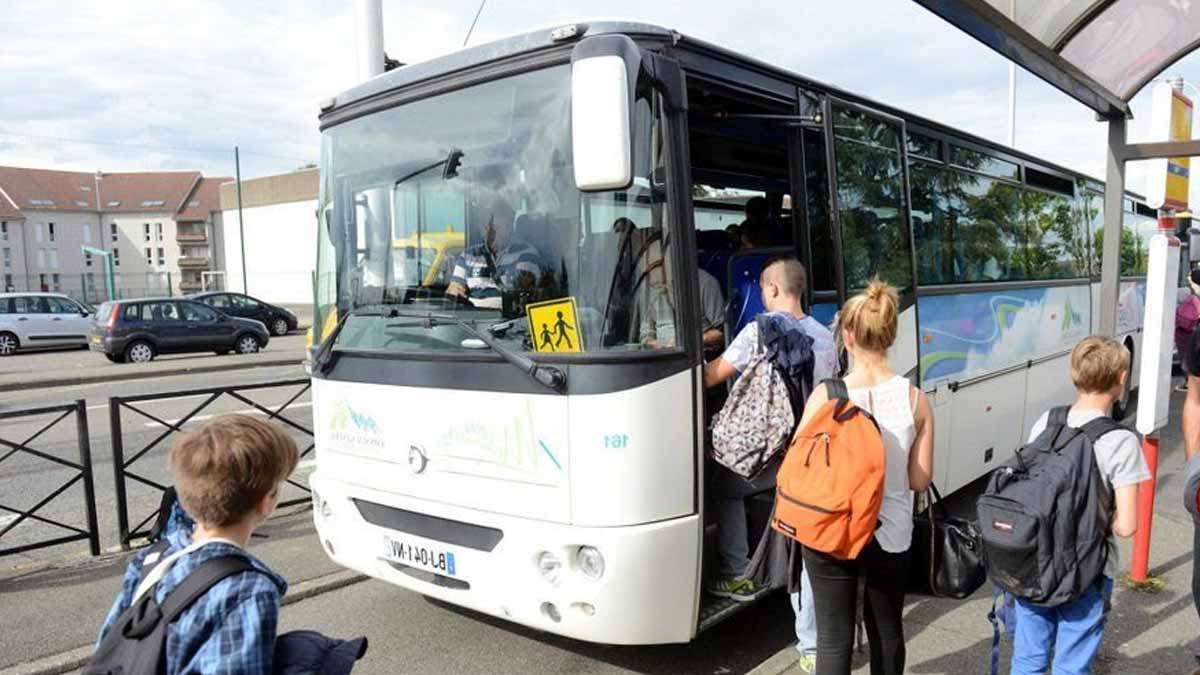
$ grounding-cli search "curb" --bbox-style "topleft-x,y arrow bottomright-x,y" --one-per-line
0,356 -> 303,393
0,569 -> 368,675
745,647 -> 800,675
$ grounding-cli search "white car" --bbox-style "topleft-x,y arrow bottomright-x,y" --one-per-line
0,292 -> 94,356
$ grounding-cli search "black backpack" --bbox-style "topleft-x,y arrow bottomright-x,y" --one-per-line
976,406 -> 1123,607
85,544 -> 257,675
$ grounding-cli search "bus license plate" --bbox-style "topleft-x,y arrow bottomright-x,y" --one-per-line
382,535 -> 457,577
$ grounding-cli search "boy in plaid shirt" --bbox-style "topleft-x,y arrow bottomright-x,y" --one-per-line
98,414 -> 298,674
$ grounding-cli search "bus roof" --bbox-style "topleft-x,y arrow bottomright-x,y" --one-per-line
323,20 -> 1146,202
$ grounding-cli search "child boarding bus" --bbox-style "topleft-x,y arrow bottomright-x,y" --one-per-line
306,21 -> 1176,644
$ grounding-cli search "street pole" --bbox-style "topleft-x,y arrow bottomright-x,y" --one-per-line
1008,63 -> 1016,146
235,146 -> 248,294
1099,117 -> 1127,336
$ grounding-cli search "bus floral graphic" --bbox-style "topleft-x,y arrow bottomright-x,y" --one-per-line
917,286 -> 1092,383
328,401 -> 384,450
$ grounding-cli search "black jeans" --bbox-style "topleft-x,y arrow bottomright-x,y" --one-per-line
1193,522 -> 1200,625
802,540 -> 910,675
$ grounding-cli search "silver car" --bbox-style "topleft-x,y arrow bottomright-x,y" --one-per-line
0,292 -> 94,356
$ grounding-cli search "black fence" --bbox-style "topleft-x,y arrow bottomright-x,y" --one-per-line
109,379 -> 313,549
0,400 -> 100,557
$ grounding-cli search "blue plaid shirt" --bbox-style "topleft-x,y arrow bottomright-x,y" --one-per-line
98,518 -> 287,674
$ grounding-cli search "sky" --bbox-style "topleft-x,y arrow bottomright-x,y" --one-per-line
1,0 -> 1199,203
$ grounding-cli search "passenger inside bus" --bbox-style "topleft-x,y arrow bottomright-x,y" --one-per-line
444,199 -> 547,309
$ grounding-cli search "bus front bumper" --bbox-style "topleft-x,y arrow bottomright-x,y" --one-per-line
309,472 -> 701,645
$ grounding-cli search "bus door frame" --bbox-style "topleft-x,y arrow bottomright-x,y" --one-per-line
788,89 -> 826,311
819,95 -> 922,377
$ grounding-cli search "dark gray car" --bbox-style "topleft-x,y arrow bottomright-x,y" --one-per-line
88,297 -> 270,363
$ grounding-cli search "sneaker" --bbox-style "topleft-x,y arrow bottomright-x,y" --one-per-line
796,653 -> 816,674
705,576 -> 758,602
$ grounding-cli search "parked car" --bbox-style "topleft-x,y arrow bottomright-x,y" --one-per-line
187,292 -> 298,337
89,298 -> 270,363
0,292 -> 94,356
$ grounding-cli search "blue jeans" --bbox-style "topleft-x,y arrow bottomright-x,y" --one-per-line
790,567 -> 817,656
712,463 -> 777,577
1011,577 -> 1114,675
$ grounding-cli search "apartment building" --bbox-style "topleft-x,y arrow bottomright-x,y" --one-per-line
0,167 -> 229,300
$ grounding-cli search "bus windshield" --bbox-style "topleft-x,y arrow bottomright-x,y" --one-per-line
315,64 -> 679,356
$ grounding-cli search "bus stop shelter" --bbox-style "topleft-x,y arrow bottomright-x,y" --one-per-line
912,1 -> 1200,334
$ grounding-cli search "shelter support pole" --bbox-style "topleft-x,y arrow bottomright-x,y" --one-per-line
1130,435 -> 1160,582
1098,117 -> 1127,336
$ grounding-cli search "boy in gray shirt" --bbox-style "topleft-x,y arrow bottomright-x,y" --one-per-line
1011,336 -> 1149,675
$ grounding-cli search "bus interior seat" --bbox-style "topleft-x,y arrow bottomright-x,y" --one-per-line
724,246 -> 793,339
696,229 -> 734,293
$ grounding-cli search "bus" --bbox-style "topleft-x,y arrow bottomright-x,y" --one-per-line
306,21 -> 1179,645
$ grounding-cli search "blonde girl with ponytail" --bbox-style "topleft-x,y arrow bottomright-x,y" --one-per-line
793,279 -> 935,675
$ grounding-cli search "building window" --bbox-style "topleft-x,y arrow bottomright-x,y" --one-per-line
37,249 -> 45,269
38,273 -> 47,291
2,248 -> 9,269
3,274 -> 12,292
113,248 -> 120,267
48,250 -> 59,269
83,223 -> 92,243
111,223 -> 118,242
145,247 -> 153,266
157,247 -> 165,266
143,223 -> 151,242
48,222 -> 55,242
35,223 -> 44,243
51,273 -> 60,291
156,223 -> 163,241
85,251 -> 93,267
1,222 -> 7,241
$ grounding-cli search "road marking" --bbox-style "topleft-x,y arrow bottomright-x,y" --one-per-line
142,401 -> 313,428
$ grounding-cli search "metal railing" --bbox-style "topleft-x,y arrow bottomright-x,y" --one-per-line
0,400 -> 100,557
109,378 -> 313,549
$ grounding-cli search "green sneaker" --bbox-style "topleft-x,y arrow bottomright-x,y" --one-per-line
796,653 -> 816,674
705,576 -> 758,602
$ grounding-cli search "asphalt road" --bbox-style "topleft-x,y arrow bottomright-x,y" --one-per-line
281,579 -> 797,675
0,363 -> 311,566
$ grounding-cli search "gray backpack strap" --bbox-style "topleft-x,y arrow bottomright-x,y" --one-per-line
159,555 -> 257,622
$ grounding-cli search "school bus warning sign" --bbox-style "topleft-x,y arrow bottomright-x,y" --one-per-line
526,297 -> 582,353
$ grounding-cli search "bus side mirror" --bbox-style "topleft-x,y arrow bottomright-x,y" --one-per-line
571,35 -> 640,192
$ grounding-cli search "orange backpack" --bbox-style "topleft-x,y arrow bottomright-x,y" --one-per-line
772,379 -> 886,560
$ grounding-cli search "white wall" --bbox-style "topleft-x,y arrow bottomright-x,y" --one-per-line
221,199 -> 317,305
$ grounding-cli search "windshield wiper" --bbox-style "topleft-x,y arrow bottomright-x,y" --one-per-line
386,312 -> 566,393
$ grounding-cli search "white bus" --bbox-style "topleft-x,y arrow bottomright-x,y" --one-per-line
306,21 -> 1176,645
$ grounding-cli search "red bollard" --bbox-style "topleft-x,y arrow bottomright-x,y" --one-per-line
1129,435 -> 1160,582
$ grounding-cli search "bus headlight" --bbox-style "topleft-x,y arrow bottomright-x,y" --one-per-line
537,551 -> 562,583
577,546 -> 605,580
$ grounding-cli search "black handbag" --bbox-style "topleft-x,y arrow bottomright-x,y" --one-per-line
908,483 -> 986,599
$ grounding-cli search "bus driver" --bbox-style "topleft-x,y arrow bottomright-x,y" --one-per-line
445,199 -> 546,309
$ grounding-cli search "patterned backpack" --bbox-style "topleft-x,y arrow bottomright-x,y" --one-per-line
711,316 -> 813,478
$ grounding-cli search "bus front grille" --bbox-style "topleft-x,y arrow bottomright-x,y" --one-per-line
353,498 -> 505,552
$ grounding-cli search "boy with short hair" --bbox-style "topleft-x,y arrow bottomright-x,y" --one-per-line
97,414 -> 299,674
1011,336 -> 1149,675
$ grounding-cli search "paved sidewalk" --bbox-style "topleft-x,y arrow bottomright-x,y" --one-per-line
0,334 -> 307,393
0,507 -> 352,674
753,389 -> 1200,675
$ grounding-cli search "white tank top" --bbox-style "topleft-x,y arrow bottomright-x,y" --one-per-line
847,375 -> 917,554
